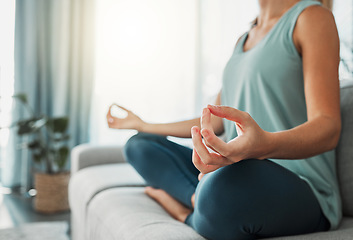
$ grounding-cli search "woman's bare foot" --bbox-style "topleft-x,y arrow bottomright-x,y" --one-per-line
145,186 -> 192,222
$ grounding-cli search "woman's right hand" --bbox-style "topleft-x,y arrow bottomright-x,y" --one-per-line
106,104 -> 145,131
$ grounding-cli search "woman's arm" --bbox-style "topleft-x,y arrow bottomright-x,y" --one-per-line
107,92 -> 224,138
268,5 -> 341,158
140,118 -> 202,138
191,6 -> 341,174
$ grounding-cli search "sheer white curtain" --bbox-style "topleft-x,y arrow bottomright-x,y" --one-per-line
1,0 -> 95,189
90,0 -> 258,146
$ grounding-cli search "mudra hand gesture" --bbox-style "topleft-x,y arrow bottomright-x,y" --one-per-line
106,104 -> 144,131
192,104 -> 270,179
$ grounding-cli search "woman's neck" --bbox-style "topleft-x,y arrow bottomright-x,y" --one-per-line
257,0 -> 300,27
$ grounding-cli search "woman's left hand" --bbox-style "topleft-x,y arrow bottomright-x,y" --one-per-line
191,104 -> 271,177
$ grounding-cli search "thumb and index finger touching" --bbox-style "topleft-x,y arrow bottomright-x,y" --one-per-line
199,105 -> 248,155
109,103 -> 130,114
107,104 -> 130,125
207,104 -> 248,129
107,103 -> 131,119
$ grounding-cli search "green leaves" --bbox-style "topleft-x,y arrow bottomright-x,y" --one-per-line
33,153 -> 43,163
28,140 -> 41,149
46,117 -> 69,133
52,134 -> 70,142
13,93 -> 28,104
11,92 -> 71,174
57,146 -> 69,170
17,117 -> 48,135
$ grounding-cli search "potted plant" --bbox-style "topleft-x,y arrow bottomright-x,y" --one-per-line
3,93 -> 70,213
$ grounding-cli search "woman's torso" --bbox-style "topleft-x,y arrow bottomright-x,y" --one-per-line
221,0 -> 341,229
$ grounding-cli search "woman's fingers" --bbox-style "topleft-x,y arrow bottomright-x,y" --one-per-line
107,105 -> 122,127
107,106 -> 112,117
208,104 -> 249,127
201,105 -> 247,156
200,128 -> 229,156
192,126 -> 214,165
200,108 -> 216,151
106,107 -> 114,124
200,108 -> 229,155
107,116 -> 118,128
201,108 -> 213,131
192,148 -> 221,174
111,103 -> 130,113
191,126 -> 228,166
107,103 -> 128,125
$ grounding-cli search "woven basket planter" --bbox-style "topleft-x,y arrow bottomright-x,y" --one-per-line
34,172 -> 70,214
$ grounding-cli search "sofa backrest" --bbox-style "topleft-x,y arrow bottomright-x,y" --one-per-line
336,79 -> 353,217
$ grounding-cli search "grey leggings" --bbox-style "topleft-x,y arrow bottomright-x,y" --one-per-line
124,132 -> 330,240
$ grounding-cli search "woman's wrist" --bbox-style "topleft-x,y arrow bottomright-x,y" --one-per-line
137,121 -> 147,132
258,131 -> 277,160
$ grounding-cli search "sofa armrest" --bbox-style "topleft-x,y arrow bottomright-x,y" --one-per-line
71,144 -> 126,174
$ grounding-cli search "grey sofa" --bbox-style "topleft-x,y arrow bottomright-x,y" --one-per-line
69,80 -> 353,240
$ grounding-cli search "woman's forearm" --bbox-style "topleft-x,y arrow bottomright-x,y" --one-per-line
263,115 -> 341,160
140,116 -> 224,138
139,92 -> 224,138
139,118 -> 201,138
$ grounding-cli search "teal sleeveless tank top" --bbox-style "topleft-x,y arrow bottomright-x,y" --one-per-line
221,0 -> 341,229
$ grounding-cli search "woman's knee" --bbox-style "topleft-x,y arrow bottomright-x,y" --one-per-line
190,160 -> 278,239
193,159 -> 284,217
124,133 -> 149,162
190,164 -> 248,239
190,159 -> 323,239
124,132 -> 165,164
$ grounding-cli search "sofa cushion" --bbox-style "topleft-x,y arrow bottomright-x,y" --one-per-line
86,187 -> 353,240
86,187 -> 205,240
336,80 -> 353,217
68,163 -> 145,239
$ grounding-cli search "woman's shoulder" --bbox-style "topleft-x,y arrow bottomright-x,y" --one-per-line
296,4 -> 335,32
293,4 -> 338,54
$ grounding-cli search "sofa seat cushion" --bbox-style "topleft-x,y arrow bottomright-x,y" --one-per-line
69,163 -> 145,235
86,187 -> 205,240
85,187 -> 353,240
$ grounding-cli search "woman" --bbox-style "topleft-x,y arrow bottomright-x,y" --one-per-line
106,0 -> 341,239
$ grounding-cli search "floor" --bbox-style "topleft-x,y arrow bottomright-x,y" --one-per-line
0,188 -> 71,230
